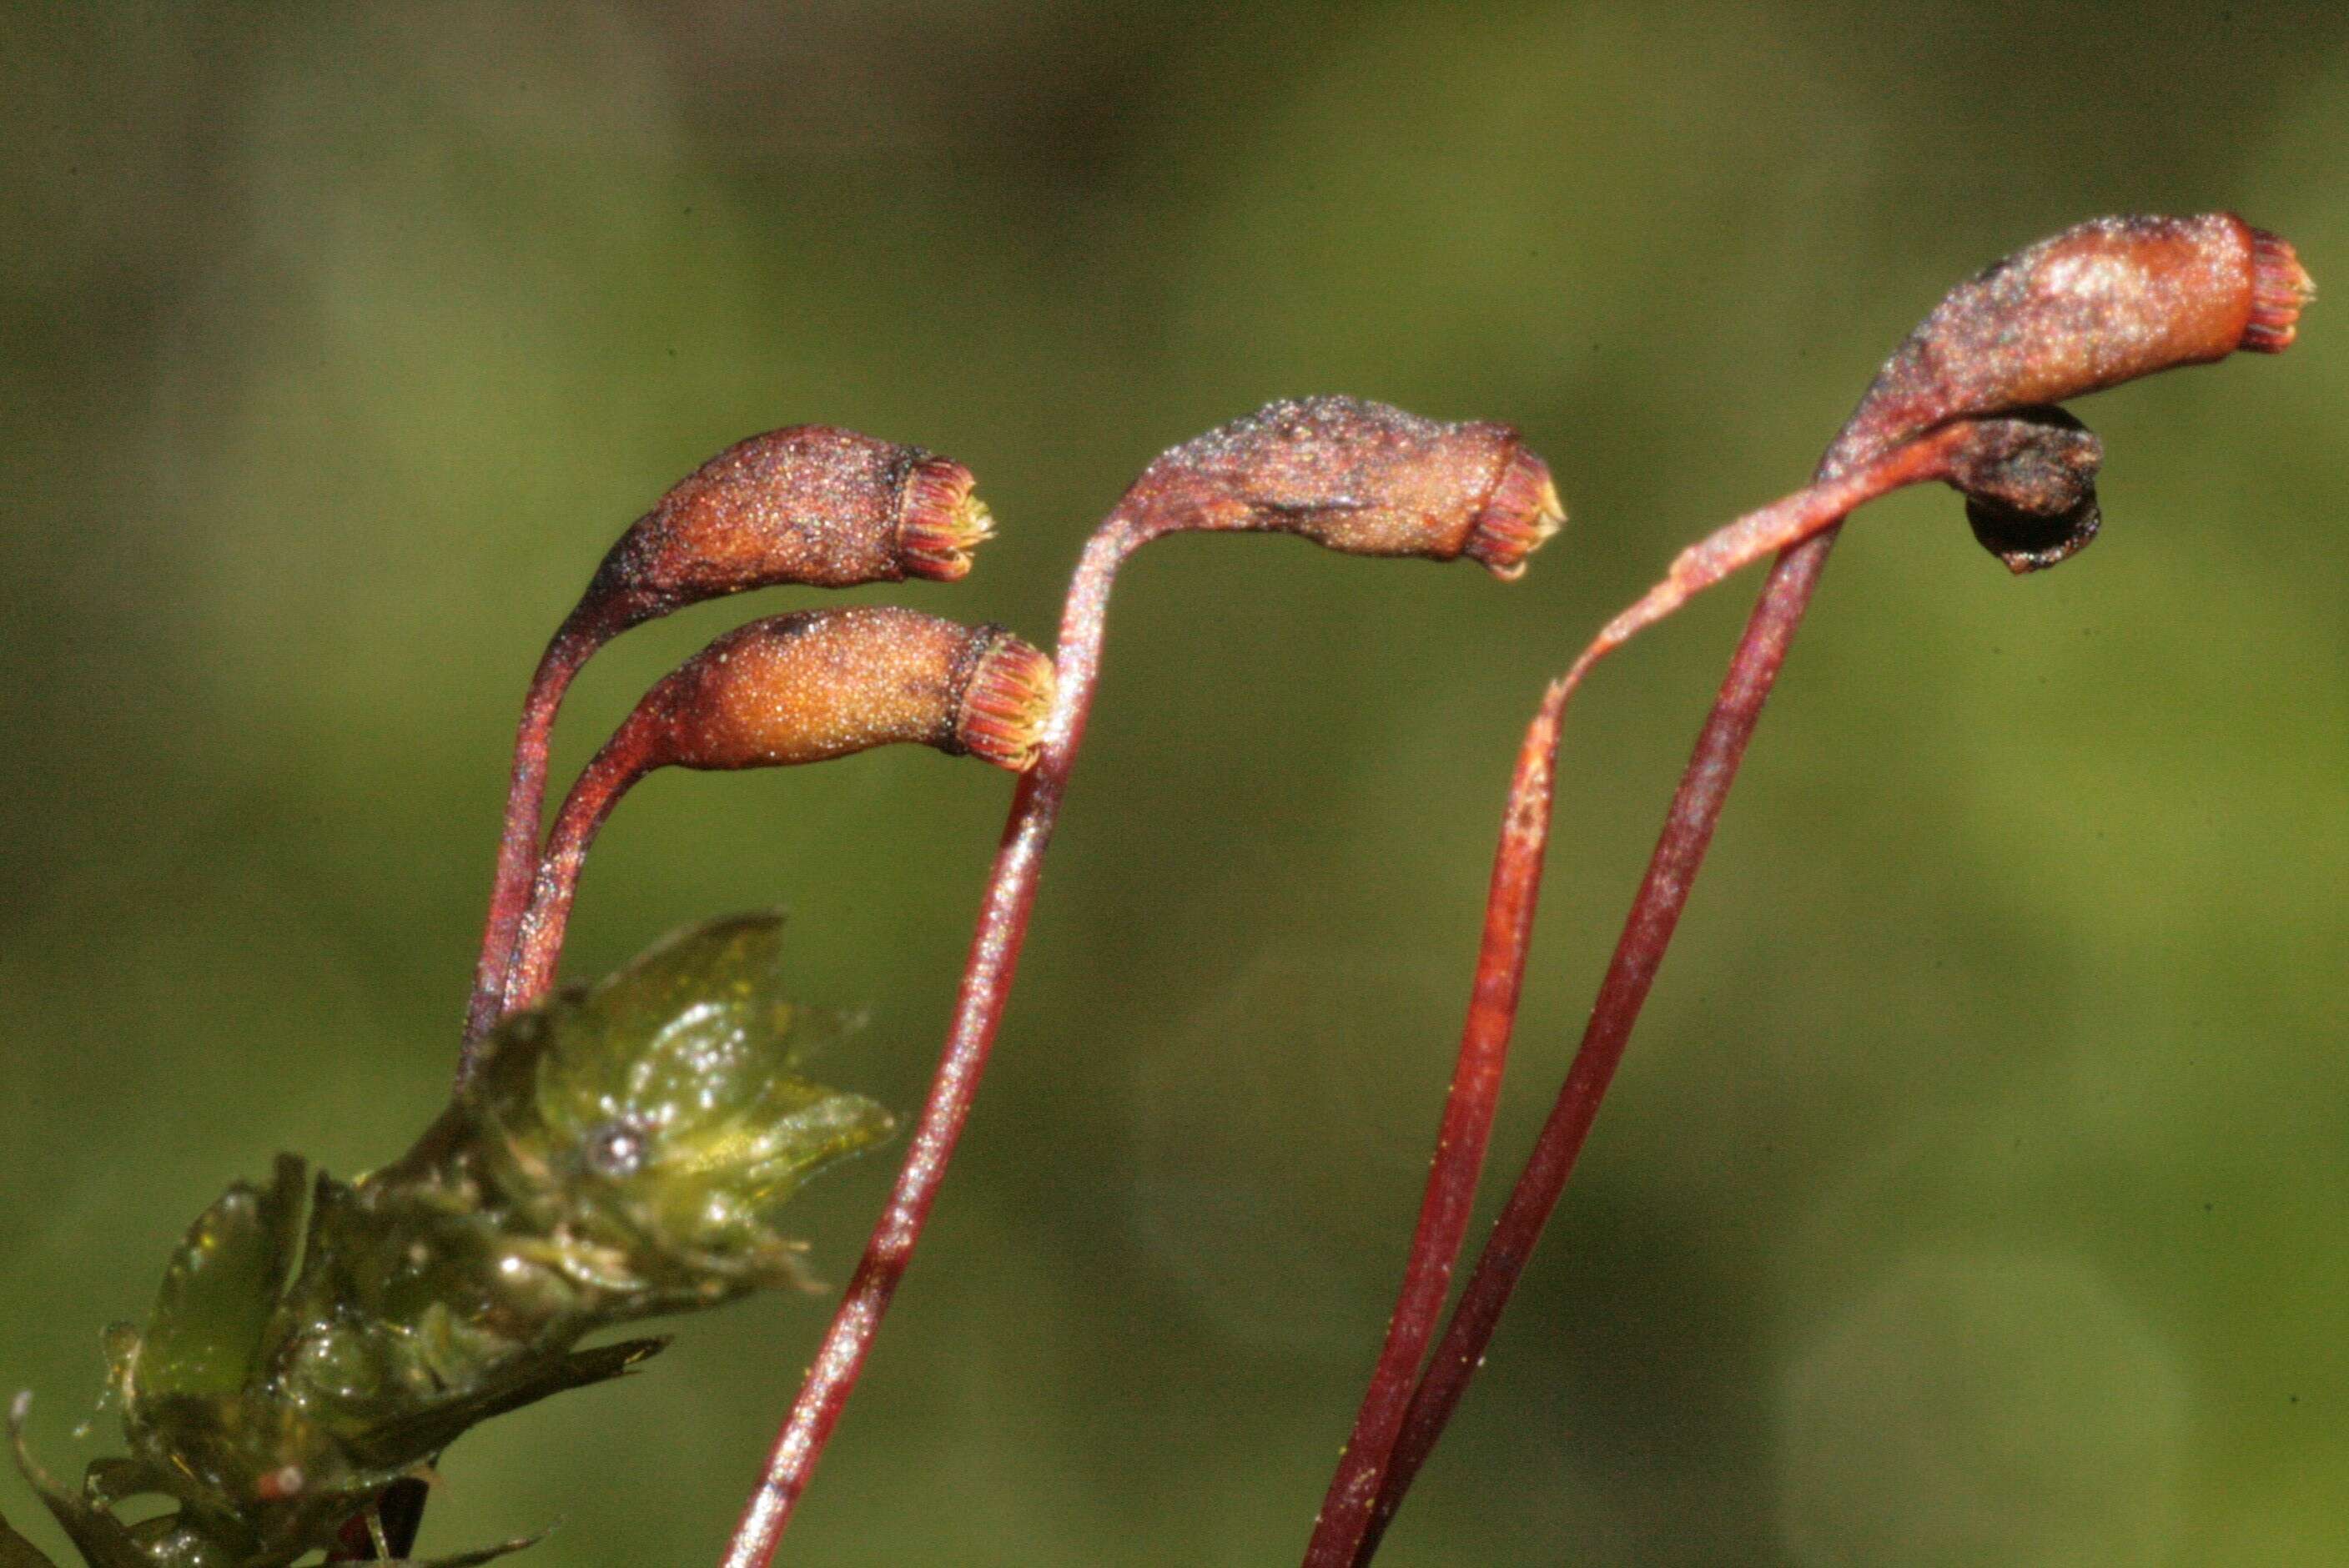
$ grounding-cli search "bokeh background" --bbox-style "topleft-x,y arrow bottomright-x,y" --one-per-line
5,3 -> 2345,1564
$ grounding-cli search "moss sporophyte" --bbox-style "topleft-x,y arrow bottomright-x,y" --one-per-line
4,214 -> 2310,1567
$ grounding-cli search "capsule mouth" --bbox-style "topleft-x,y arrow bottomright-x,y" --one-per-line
898,455 -> 994,580
2242,228 -> 2315,354
952,631 -> 1056,772
1464,446 -> 1566,581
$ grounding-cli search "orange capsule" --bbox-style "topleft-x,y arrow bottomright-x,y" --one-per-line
500,609 -> 1054,1014
612,606 -> 1054,776
464,428 -> 993,1053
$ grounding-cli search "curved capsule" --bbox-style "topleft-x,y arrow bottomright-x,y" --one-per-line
576,425 -> 993,635
465,424 -> 995,1056
1137,395 -> 1564,580
614,606 -> 1056,776
496,610 -> 1055,1018
1825,213 -> 2312,477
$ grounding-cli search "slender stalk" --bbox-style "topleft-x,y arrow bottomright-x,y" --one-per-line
1333,425 -> 1978,1563
1357,530 -> 1835,1563
1576,425 -> 1969,661
717,519 -> 1139,1568
498,745 -> 646,1015
1300,689 -> 1562,1568
703,416 -> 1946,1568
388,636 -> 614,1557
461,612 -> 606,1068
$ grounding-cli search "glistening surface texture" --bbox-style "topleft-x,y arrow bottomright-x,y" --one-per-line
3,3 -> 2344,1563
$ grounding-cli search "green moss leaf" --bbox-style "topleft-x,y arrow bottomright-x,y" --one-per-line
9,1399 -> 148,1568
394,1530 -> 545,1567
344,1338 -> 665,1472
460,914 -> 896,1287
133,1156 -> 305,1403
0,1503 -> 65,1568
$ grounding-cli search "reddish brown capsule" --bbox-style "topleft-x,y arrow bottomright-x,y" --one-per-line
499,607 -> 1053,1015
1135,396 -> 1563,580
1828,213 -> 2315,476
620,606 -> 1054,776
461,426 -> 994,1054
576,426 -> 993,636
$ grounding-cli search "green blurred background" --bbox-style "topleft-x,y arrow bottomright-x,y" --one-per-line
4,3 -> 2344,1563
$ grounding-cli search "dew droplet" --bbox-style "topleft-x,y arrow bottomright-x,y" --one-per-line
584,1119 -> 651,1178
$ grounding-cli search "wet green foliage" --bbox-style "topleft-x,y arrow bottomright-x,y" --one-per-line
3,918 -> 890,1568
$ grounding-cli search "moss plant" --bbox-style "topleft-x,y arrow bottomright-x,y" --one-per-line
2,213 -> 2314,1568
